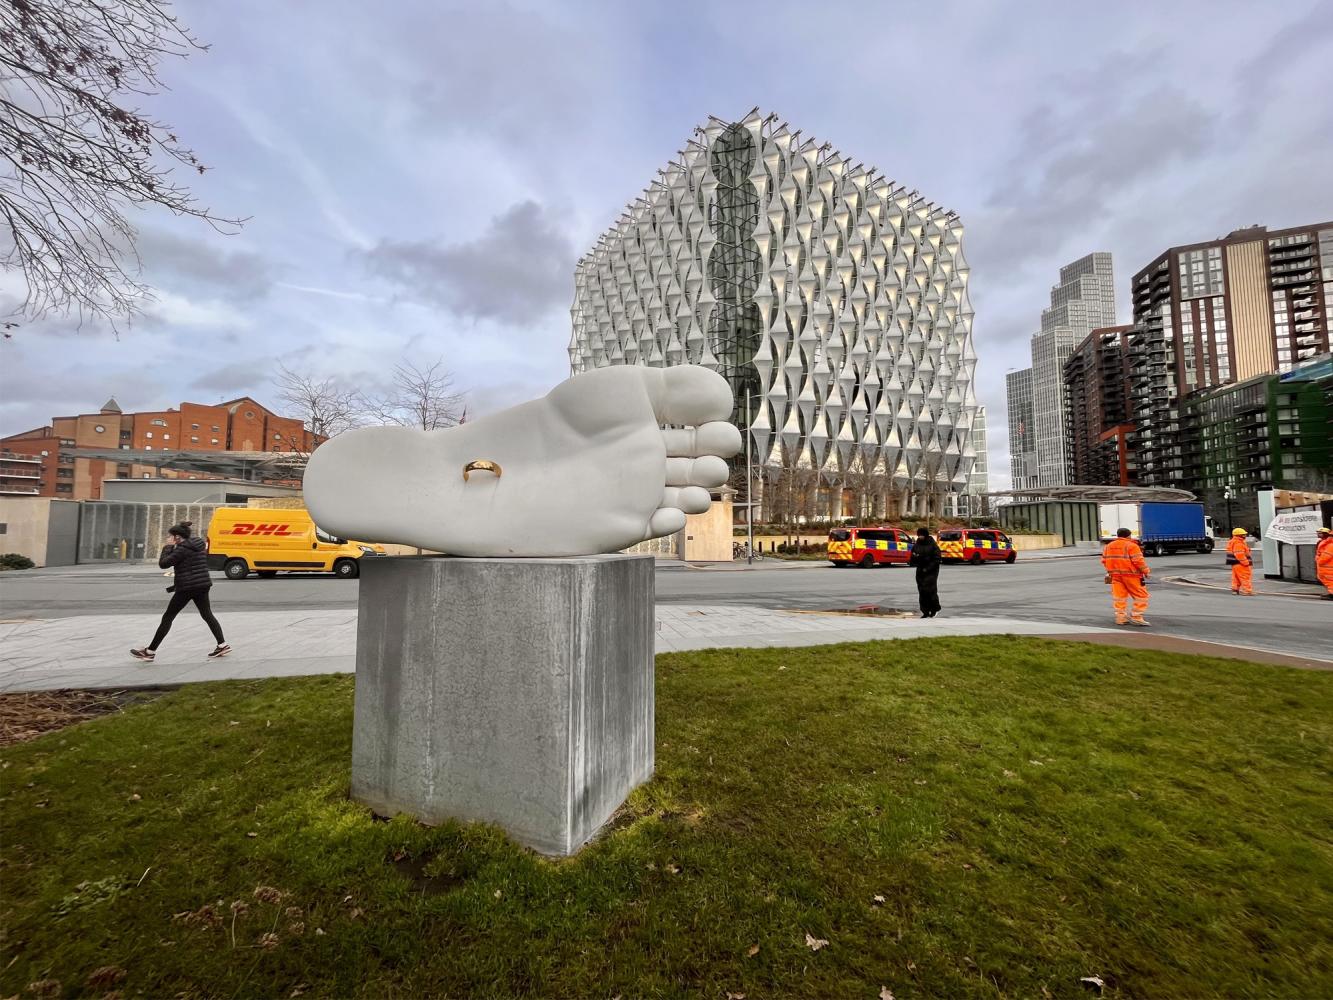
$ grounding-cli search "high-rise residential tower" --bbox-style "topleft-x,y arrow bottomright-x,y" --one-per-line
1005,367 -> 1036,489
1028,253 -> 1116,486
1129,221 -> 1333,488
570,110 -> 978,518
1062,325 -> 1135,486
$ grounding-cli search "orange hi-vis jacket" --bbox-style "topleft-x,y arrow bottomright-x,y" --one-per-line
1317,536 -> 1333,572
1102,537 -> 1149,578
1227,536 -> 1252,566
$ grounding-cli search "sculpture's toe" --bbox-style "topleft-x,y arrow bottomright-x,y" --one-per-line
662,421 -> 743,459
644,507 -> 687,540
650,366 -> 734,425
665,455 -> 729,488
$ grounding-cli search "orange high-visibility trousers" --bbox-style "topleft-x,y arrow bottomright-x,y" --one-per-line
1110,576 -> 1149,623
1231,564 -> 1253,595
1319,565 -> 1333,596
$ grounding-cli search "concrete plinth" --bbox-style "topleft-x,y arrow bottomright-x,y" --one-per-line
350,553 -> 654,855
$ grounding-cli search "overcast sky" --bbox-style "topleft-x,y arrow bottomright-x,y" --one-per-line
3,0 -> 1331,488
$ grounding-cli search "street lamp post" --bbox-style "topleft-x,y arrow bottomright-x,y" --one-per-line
746,391 -> 754,566
1224,484 -> 1234,536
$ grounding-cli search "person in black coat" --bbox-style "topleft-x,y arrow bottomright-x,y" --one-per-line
131,522 -> 230,661
909,527 -> 942,618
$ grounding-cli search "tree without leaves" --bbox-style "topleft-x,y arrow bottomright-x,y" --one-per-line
367,359 -> 465,431
0,0 -> 241,326
271,363 -> 364,454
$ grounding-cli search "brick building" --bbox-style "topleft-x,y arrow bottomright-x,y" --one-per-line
1062,325 -> 1136,486
1,397 -> 315,500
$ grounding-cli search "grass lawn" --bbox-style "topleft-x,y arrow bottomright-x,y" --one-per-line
2,638 -> 1331,998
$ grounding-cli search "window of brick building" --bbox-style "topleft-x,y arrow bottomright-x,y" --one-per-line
151,418 -> 167,426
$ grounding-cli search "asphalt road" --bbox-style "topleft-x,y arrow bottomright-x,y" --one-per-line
2,553 -> 1329,663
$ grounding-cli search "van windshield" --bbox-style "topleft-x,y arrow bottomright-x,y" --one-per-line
315,527 -> 346,545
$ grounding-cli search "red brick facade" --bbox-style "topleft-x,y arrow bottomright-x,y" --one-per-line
1,397 -> 317,500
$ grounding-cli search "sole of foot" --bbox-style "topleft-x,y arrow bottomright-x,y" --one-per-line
304,365 -> 742,557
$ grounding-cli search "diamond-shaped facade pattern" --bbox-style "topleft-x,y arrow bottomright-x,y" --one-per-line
570,111 -> 977,505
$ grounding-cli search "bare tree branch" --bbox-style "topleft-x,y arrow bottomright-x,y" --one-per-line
271,363 -> 364,454
0,0 -> 243,327
366,358 -> 465,431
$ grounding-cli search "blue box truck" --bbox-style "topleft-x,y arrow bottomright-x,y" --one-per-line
1099,502 -> 1215,556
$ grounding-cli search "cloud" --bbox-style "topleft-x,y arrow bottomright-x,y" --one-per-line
190,359 -> 272,395
136,228 -> 275,301
968,86 -> 1219,292
362,200 -> 575,325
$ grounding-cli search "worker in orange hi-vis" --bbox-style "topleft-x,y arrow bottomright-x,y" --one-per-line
1316,526 -> 1333,601
1101,527 -> 1151,626
1227,527 -> 1254,596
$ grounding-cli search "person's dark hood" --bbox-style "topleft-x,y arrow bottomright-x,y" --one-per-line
180,536 -> 207,553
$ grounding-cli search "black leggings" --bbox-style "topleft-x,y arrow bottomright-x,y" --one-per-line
149,588 -> 225,650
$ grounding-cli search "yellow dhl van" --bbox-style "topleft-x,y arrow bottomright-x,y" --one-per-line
206,508 -> 385,580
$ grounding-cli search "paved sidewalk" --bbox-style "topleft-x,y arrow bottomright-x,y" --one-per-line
0,605 -> 1120,693
1168,574 -> 1332,600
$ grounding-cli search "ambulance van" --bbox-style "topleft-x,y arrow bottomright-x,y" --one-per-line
206,508 -> 385,580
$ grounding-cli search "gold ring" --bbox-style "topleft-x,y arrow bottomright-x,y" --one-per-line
463,460 -> 502,481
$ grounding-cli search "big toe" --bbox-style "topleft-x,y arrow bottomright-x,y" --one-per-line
651,365 -> 734,425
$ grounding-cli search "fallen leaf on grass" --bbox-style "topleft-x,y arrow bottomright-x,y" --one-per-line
1079,975 -> 1105,993
804,933 -> 829,951
906,960 -> 916,972
315,927 -> 326,936
666,864 -> 681,875
1003,769 -> 1017,778
245,832 -> 258,839
288,985 -> 309,998
726,993 -> 746,1000
348,907 -> 364,920
913,780 -> 927,786
1028,760 -> 1044,766
880,988 -> 895,1000
962,863 -> 973,870
872,894 -> 886,906
746,944 -> 759,957
128,793 -> 141,802
86,966 -> 127,988
26,981 -> 61,998
493,889 -> 502,899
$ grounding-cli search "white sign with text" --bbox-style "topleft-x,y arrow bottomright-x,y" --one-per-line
1265,510 -> 1324,545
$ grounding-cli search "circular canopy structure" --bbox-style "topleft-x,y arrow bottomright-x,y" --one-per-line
986,485 -> 1198,503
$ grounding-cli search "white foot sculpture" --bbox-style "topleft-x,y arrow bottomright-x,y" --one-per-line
303,365 -> 742,557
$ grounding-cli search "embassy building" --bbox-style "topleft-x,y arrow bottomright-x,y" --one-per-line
569,110 -> 979,519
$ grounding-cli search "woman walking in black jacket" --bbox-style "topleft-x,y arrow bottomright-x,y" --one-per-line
909,527 -> 942,619
131,522 -> 230,661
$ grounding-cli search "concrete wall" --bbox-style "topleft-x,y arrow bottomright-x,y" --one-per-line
1008,533 -> 1063,551
0,498 -> 80,567
104,479 -> 301,504
682,494 -> 733,561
